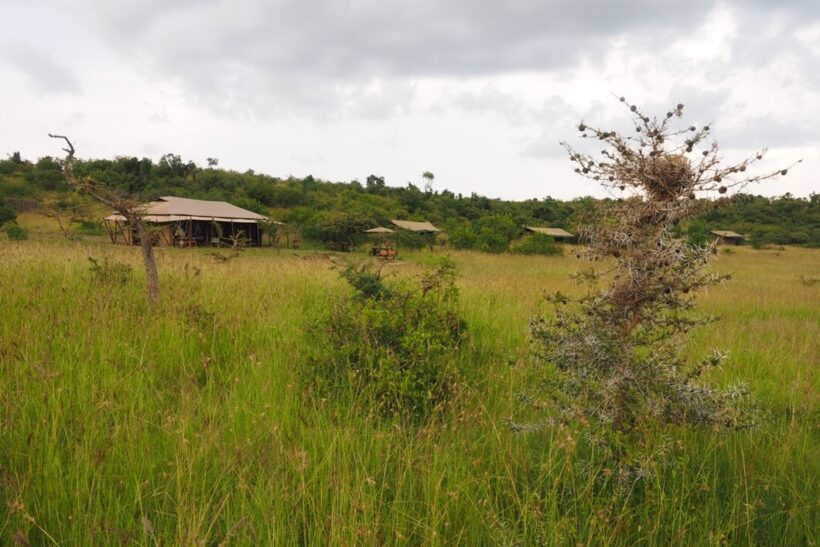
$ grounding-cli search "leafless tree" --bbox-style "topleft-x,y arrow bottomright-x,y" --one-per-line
49,134 -> 161,304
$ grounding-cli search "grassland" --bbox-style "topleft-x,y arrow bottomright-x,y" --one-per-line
0,229 -> 817,545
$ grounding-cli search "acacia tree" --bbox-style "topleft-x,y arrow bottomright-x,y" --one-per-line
422,171 -> 435,193
49,134 -> 161,304
528,99 -> 797,433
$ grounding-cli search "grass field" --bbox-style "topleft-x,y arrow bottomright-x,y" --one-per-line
0,233 -> 817,545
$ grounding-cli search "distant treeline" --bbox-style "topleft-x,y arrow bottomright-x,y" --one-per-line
1,152 -> 818,249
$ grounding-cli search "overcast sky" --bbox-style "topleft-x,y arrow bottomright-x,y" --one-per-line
1,0 -> 818,200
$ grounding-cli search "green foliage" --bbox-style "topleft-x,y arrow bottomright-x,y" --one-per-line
684,219 -> 712,246
1,150 -> 817,249
509,233 -> 563,256
4,223 -> 28,240
448,225 -> 479,250
311,211 -> 372,249
87,256 -> 133,285
449,215 -> 521,253
0,204 -> 17,226
229,196 -> 269,216
24,156 -> 67,191
303,257 -> 466,421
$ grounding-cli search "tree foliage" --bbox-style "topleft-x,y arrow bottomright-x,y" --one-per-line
302,257 -> 467,422
1,146 -> 815,250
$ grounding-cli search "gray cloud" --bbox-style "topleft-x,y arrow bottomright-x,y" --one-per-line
71,0 -> 732,116
1,40 -> 81,94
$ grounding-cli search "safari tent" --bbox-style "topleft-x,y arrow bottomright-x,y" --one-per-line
711,230 -> 745,245
390,219 -> 441,233
103,196 -> 270,247
524,226 -> 575,242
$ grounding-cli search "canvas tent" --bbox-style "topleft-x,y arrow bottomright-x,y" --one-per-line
365,226 -> 395,234
524,226 -> 575,242
104,196 -> 271,247
390,219 -> 441,233
711,230 -> 744,245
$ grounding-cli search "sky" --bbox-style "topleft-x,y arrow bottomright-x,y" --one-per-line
1,0 -> 818,200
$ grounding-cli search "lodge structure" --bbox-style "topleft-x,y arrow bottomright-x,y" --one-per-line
103,196 -> 271,247
390,219 -> 441,233
524,226 -> 575,242
711,230 -> 745,245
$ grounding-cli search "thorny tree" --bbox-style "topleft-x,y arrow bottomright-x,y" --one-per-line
49,134 -> 161,304
527,99 -> 798,433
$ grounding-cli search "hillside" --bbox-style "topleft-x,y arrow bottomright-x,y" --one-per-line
1,152 -> 818,249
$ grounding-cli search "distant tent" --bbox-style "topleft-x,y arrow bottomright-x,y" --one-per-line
365,226 -> 395,234
390,219 -> 441,233
711,230 -> 744,245
103,196 -> 275,247
524,226 -> 575,242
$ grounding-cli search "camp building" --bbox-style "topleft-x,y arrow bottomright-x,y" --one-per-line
711,230 -> 744,245
524,226 -> 575,242
390,219 -> 441,233
104,196 -> 269,247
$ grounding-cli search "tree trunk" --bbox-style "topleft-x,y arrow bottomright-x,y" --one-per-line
139,224 -> 160,304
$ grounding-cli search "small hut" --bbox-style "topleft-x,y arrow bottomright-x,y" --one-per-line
390,219 -> 441,233
711,230 -> 744,245
104,196 -> 270,247
524,226 -> 575,242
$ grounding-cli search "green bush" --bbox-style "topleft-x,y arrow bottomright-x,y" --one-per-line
5,223 -> 28,240
0,204 -> 17,227
509,233 -> 563,256
87,256 -> 133,285
302,257 -> 466,422
448,226 -> 478,250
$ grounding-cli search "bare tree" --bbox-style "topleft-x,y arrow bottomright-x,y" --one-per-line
527,99 -> 799,434
49,134 -> 161,304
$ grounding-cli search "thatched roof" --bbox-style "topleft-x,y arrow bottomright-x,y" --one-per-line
711,230 -> 744,239
525,226 -> 575,238
390,219 -> 441,233
365,226 -> 395,234
104,196 -> 270,224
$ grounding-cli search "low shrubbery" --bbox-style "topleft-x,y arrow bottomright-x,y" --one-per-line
302,257 -> 466,422
0,204 -> 17,226
87,256 -> 133,285
509,233 -> 563,256
4,223 -> 28,240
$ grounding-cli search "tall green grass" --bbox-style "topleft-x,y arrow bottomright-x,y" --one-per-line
0,239 -> 817,544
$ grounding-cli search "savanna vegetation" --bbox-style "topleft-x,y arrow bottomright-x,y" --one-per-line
1,150 -> 818,251
0,239 -> 817,544
0,102 -> 817,544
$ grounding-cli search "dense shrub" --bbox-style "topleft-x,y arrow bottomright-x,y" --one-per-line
87,256 -> 133,285
309,211 -> 372,249
5,223 -> 28,240
302,257 -> 466,421
0,204 -> 17,226
509,233 -> 563,256
448,226 -> 478,250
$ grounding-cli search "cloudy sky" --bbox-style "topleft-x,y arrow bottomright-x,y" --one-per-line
1,0 -> 818,200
